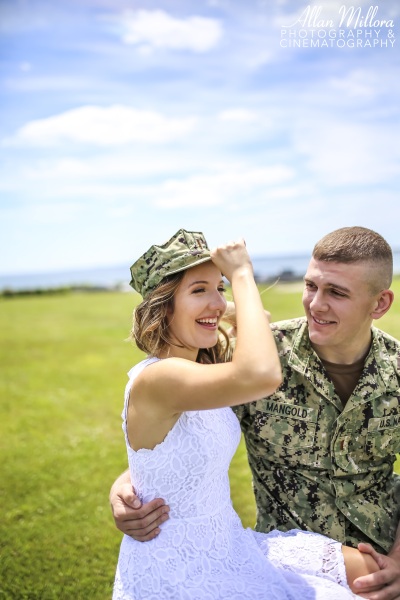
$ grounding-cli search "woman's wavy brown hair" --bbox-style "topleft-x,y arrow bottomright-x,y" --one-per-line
130,271 -> 230,364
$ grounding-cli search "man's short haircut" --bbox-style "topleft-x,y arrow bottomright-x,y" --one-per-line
312,226 -> 393,291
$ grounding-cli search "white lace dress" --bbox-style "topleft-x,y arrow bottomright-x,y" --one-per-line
113,358 -> 362,600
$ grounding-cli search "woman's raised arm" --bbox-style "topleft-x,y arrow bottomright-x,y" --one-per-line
135,240 -> 282,413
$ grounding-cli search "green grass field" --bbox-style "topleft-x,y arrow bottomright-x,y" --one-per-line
1,279 -> 400,599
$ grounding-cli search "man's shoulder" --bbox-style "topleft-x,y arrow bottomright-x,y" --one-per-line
270,317 -> 306,335
269,317 -> 308,357
373,326 -> 400,348
372,327 -> 400,372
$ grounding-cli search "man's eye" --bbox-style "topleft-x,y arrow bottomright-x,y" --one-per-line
331,289 -> 346,297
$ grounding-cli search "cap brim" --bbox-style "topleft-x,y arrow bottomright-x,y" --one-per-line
167,255 -> 212,278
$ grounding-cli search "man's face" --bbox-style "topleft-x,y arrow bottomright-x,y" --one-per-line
302,258 -> 380,362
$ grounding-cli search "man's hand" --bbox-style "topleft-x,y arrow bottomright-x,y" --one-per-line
353,543 -> 400,600
110,479 -> 170,542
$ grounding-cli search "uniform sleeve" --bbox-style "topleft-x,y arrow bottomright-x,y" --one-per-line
232,402 -> 250,424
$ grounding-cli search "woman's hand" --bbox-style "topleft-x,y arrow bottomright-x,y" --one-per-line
210,239 -> 253,283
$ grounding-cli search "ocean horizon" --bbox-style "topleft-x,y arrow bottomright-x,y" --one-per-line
2,252 -> 400,292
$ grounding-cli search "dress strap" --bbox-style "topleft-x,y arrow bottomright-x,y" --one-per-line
122,357 -> 160,434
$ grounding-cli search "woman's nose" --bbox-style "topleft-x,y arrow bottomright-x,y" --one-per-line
210,291 -> 227,312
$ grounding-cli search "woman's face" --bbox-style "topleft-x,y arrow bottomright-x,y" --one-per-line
166,261 -> 227,360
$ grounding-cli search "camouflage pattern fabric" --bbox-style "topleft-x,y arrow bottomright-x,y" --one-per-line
234,317 -> 400,553
129,229 -> 211,297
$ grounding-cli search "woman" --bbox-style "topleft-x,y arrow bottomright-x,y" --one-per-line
113,229 -> 378,600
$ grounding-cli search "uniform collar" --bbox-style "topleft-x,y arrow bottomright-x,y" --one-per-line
287,322 -> 399,407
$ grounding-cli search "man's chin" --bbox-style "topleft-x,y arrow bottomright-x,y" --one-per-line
308,330 -> 330,347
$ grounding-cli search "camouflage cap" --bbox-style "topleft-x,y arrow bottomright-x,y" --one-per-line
129,229 -> 211,297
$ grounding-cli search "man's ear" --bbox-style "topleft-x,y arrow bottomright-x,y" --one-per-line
371,289 -> 394,320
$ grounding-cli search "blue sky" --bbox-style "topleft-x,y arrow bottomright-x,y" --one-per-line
1,0 -> 399,275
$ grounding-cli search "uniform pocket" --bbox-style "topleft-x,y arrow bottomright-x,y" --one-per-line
255,400 -> 317,449
366,414 -> 400,457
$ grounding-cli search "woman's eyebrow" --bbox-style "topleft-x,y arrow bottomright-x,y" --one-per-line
187,279 -> 225,287
188,280 -> 208,286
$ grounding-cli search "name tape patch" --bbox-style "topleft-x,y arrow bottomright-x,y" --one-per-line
262,400 -> 316,422
369,414 -> 400,431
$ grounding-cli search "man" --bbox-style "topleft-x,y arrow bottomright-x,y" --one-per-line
110,226 -> 400,600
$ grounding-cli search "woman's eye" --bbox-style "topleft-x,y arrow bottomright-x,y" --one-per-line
218,287 -> 226,294
192,288 -> 205,294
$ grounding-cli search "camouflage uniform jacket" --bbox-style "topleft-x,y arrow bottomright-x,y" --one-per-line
234,317 -> 400,553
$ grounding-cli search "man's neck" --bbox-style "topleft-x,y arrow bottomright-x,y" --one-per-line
311,335 -> 372,365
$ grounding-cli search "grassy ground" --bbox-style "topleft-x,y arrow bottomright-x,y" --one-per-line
1,279 -> 400,599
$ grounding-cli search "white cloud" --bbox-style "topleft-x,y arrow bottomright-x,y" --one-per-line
3,105 -> 197,147
119,9 -> 222,53
1,201 -> 85,225
154,165 -> 294,208
218,108 -> 258,122
327,69 -> 398,101
19,62 -> 32,72
293,119 -> 400,185
2,154 -> 190,185
6,161 -> 295,208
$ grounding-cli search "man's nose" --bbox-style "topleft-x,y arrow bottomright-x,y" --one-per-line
309,290 -> 328,311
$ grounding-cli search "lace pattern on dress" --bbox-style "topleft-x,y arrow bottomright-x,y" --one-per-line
113,358 -> 361,600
